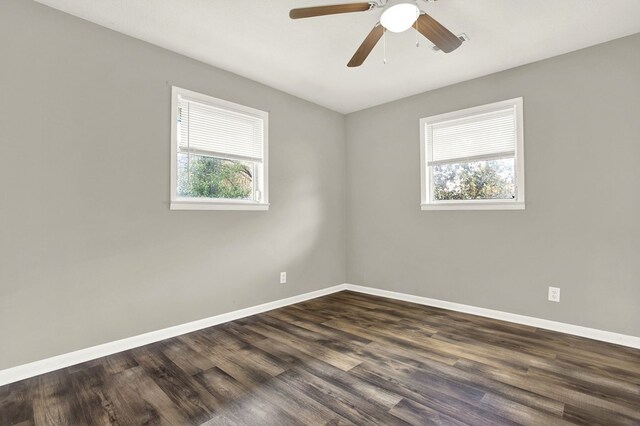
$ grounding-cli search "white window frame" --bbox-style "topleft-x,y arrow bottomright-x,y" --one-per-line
420,97 -> 525,211
170,86 -> 269,211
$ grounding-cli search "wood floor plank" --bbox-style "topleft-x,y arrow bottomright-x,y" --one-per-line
68,365 -> 120,425
32,369 -> 87,426
253,336 -> 403,410
323,317 -> 459,366
199,328 -> 287,376
157,338 -> 217,377
177,333 -> 276,388
246,373 -> 353,425
264,308 -> 372,346
194,367 -> 302,426
527,365 -> 639,404
255,314 -> 367,359
98,351 -> 139,376
243,321 -> 363,371
215,322 -> 268,345
110,365 -> 188,425
456,357 -> 640,421
348,362 -> 517,425
276,367 -> 409,425
130,345 -> 220,424
363,340 -> 566,416
527,360 -> 640,396
353,359 -> 488,408
562,401 -> 640,426
0,378 -> 36,426
2,290 -> 639,425
479,392 -> 575,426
389,397 -> 467,426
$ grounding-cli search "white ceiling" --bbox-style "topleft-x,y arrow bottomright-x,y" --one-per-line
35,0 -> 640,113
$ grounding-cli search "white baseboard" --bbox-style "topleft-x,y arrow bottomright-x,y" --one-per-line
0,284 -> 348,387
2,282 -> 638,387
342,284 -> 640,349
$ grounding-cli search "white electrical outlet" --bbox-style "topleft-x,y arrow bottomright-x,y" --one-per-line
280,272 -> 287,284
548,286 -> 560,302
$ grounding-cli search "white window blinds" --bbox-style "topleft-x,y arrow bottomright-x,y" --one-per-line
178,96 -> 264,162
428,107 -> 516,166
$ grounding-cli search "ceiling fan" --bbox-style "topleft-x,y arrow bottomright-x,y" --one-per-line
289,0 -> 463,67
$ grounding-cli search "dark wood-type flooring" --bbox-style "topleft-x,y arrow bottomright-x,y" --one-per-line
1,291 -> 640,425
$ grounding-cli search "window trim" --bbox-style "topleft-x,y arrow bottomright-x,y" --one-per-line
170,86 -> 269,211
419,97 -> 525,211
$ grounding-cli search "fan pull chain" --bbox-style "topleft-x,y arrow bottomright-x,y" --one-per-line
383,28 -> 387,64
415,20 -> 420,47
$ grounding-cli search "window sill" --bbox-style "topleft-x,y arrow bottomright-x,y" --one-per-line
421,201 -> 525,211
170,200 -> 270,211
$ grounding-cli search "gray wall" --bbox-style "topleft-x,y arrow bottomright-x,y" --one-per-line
346,33 -> 640,337
0,0 -> 346,370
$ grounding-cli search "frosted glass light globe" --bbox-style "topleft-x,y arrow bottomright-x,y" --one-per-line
380,2 -> 420,33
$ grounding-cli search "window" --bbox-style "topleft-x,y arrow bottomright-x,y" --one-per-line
420,98 -> 525,210
170,86 -> 268,210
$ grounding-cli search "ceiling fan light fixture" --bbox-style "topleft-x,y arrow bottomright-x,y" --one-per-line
380,1 -> 420,33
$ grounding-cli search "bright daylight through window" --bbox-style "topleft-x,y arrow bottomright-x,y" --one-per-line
170,87 -> 268,210
420,98 -> 525,210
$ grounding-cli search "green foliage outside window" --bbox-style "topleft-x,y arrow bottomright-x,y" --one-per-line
433,158 -> 515,201
178,154 -> 253,200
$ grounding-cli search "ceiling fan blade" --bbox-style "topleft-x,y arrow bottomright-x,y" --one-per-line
347,24 -> 384,67
416,13 -> 462,53
289,3 -> 371,19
